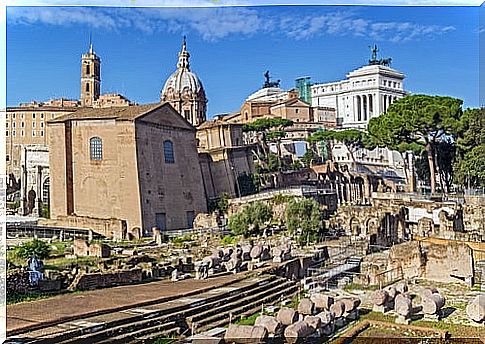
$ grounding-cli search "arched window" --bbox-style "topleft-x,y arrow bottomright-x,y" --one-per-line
90,137 -> 103,160
163,140 -> 175,164
86,64 -> 91,75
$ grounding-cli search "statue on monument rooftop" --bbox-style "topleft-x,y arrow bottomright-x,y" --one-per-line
368,45 -> 392,67
263,70 -> 281,88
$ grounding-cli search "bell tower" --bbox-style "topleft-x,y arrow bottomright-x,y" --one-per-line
80,40 -> 101,107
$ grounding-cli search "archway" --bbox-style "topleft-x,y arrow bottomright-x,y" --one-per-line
350,217 -> 361,237
27,189 -> 36,215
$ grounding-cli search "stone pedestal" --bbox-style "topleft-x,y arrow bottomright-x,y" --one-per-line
248,261 -> 255,271
273,257 -> 282,263
372,304 -> 388,313
395,315 -> 411,325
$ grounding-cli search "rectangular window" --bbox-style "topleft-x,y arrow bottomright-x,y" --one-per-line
21,122 -> 25,128
6,130 -> 8,137
21,130 -> 24,137
33,122 -> 36,128
6,155 -> 9,162
40,130 -> 44,137
40,122 -> 44,128
41,113 -> 44,119
51,113 -> 55,118
33,113 -> 36,119
12,122 -> 15,128
12,113 -> 15,119
6,122 -> 8,128
32,131 -> 36,137
12,130 -> 16,137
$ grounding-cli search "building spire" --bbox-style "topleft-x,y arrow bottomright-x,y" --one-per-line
177,35 -> 190,70
88,32 -> 94,54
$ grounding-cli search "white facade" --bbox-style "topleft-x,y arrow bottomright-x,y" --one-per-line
246,87 -> 289,102
311,64 -> 407,129
20,145 -> 50,216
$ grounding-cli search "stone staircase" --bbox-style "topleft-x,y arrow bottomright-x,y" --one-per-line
93,277 -> 297,343
188,279 -> 297,333
24,274 -> 297,344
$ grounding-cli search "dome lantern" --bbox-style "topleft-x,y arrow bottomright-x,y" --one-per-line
161,36 -> 207,126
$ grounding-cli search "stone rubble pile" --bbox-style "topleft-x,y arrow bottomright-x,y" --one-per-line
224,292 -> 361,343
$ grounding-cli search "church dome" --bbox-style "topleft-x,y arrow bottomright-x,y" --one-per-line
162,68 -> 204,96
161,37 -> 205,99
160,37 -> 207,127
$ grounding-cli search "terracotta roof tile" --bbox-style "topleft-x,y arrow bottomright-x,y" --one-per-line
49,103 -> 163,123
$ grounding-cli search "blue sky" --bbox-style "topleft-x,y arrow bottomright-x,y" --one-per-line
6,5 -> 480,116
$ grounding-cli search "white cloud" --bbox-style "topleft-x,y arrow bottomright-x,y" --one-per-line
7,6 -> 457,43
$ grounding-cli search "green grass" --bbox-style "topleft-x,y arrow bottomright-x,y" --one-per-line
220,234 -> 237,246
412,318 -> 483,338
152,337 -> 176,344
42,255 -> 101,271
234,312 -> 261,325
343,283 -> 380,292
360,309 -> 484,339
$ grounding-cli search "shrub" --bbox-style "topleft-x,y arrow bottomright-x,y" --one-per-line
14,239 -> 51,260
221,235 -> 236,245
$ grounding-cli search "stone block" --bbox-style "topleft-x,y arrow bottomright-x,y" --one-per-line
395,315 -> 411,325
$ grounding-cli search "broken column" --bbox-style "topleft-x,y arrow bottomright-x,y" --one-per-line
330,299 -> 346,328
341,297 -> 361,320
394,293 -> 412,325
310,293 -> 334,311
255,315 -> 283,336
277,307 -> 299,326
297,298 -> 315,316
315,309 -> 335,336
420,288 -> 445,321
284,321 -> 314,344
224,324 -> 268,344
371,289 -> 389,313
466,294 -> 485,324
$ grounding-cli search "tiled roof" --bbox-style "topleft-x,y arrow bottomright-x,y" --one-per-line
49,103 -> 163,123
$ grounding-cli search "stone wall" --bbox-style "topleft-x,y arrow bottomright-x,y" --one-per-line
387,240 -> 474,286
387,241 -> 424,279
69,268 -> 143,290
73,239 -> 111,258
463,196 -> 485,235
421,241 -> 474,284
193,212 -> 219,229
7,270 -> 31,294
39,215 -> 126,240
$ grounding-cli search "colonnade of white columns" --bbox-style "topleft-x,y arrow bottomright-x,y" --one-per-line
354,94 -> 374,122
382,94 -> 398,113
